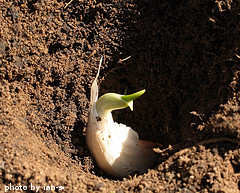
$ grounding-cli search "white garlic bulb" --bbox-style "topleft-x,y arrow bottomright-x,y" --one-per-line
86,58 -> 157,178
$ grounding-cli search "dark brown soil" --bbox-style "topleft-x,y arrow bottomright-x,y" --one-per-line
1,0 -> 240,192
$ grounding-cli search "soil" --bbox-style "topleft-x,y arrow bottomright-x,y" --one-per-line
0,0 -> 240,192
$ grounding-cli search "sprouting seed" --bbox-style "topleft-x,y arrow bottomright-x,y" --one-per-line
86,57 -> 157,178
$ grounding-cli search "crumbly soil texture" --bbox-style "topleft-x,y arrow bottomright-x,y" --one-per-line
1,0 -> 240,192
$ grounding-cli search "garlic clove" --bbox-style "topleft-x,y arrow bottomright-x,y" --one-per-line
86,57 -> 157,178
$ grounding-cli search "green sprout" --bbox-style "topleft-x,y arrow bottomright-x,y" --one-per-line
96,89 -> 145,119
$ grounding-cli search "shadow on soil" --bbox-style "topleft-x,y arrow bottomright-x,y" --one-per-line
100,1 -> 237,147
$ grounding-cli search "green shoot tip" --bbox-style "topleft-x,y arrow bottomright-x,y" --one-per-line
121,89 -> 145,102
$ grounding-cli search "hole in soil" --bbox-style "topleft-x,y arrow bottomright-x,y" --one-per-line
99,0 -> 234,148
79,1 -> 236,179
